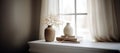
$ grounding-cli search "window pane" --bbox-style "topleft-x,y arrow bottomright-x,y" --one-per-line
59,0 -> 75,14
76,15 -> 91,41
76,0 -> 87,13
59,15 -> 75,36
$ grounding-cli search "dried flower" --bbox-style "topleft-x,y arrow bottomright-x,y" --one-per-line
42,15 -> 62,26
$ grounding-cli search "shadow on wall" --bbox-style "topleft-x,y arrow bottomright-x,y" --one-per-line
114,0 -> 120,38
0,0 -> 41,53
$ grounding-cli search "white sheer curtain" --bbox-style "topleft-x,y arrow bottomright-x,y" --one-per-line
88,0 -> 119,42
39,0 -> 59,39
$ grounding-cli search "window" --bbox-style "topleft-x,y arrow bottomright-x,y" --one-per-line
58,0 -> 91,41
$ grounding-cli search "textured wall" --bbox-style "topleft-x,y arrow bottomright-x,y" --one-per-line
114,0 -> 120,41
0,0 -> 41,53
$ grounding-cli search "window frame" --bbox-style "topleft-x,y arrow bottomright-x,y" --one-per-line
58,0 -> 88,36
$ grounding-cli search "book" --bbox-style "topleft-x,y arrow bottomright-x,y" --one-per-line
56,35 -> 80,43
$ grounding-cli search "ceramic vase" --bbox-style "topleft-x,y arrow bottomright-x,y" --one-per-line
64,23 -> 73,36
44,25 -> 55,42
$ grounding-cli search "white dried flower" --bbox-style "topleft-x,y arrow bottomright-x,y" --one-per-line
42,15 -> 63,26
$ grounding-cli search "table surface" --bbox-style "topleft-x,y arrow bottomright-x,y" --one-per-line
28,40 -> 120,51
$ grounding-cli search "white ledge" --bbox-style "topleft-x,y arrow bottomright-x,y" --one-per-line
28,40 -> 120,53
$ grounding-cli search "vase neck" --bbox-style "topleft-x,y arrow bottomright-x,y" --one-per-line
66,23 -> 70,26
48,25 -> 52,27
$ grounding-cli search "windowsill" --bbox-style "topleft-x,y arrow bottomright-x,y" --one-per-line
28,40 -> 120,53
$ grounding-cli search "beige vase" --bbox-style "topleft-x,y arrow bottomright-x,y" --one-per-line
64,23 -> 73,36
44,25 -> 55,42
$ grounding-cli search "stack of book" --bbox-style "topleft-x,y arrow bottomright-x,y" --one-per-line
56,35 -> 80,43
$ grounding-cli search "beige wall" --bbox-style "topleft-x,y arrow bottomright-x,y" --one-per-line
114,0 -> 120,39
0,0 -> 41,53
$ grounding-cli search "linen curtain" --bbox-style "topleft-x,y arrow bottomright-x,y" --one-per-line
88,0 -> 120,42
39,0 -> 59,39
39,0 -> 120,41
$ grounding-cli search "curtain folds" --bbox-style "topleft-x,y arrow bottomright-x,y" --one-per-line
88,0 -> 120,42
39,0 -> 59,39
